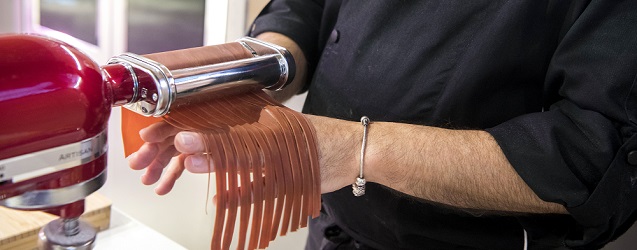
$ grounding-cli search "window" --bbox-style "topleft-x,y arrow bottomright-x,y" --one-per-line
39,0 -> 98,45
127,0 -> 205,54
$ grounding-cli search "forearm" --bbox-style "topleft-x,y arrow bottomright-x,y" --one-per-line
256,27 -> 566,216
255,32 -> 308,103
307,115 -> 568,214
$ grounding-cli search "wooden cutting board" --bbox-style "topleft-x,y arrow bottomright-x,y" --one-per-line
0,193 -> 111,250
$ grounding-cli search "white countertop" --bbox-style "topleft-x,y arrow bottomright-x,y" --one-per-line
95,207 -> 186,250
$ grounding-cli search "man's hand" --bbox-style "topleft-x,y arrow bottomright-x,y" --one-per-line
126,121 -> 210,195
125,116 -> 357,196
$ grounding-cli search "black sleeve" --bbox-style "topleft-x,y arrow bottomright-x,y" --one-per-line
486,1 -> 637,248
249,0 -> 324,69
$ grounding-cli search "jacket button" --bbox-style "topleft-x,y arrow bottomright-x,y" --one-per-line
324,225 -> 350,244
628,151 -> 637,165
328,29 -> 340,43
324,225 -> 342,238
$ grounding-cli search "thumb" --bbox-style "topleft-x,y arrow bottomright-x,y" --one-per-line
174,132 -> 205,154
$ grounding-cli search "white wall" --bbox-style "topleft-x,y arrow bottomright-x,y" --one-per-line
0,0 -> 21,33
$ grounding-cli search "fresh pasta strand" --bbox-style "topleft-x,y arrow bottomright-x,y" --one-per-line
162,91 -> 320,250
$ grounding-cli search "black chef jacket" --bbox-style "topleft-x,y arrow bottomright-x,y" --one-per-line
251,1 -> 637,249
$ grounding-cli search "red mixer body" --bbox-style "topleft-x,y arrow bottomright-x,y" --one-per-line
0,34 -> 110,158
0,34 -> 111,216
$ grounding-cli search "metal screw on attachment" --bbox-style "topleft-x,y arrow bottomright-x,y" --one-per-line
63,218 -> 80,236
141,107 -> 148,114
152,93 -> 158,102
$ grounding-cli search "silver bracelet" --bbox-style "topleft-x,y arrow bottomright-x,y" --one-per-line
352,116 -> 370,197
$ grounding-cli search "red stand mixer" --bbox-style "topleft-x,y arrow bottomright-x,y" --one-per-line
0,34 -> 295,249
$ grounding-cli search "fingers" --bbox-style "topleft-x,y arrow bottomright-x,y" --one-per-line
140,146 -> 178,185
140,121 -> 181,143
127,136 -> 176,170
127,127 -> 216,195
147,153 -> 213,195
184,154 -> 212,173
174,132 -> 206,154
127,143 -> 160,170
155,154 -> 187,195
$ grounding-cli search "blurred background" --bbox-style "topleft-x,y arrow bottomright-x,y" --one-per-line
0,0 -> 634,249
